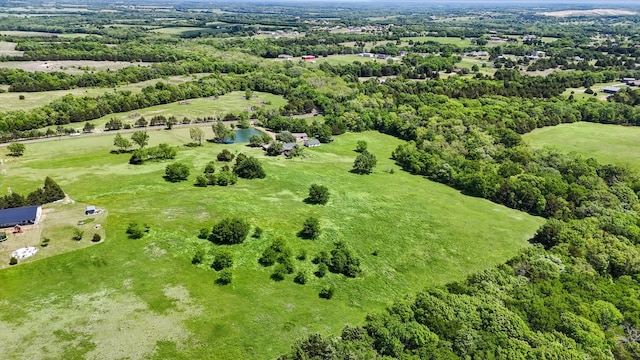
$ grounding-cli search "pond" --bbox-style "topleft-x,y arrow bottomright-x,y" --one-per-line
234,128 -> 263,143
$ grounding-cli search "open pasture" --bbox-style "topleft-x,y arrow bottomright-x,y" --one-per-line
0,41 -> 23,56
0,73 -> 211,112
402,36 -> 472,47
0,60 -> 152,74
0,129 -> 543,359
525,122 -> 640,172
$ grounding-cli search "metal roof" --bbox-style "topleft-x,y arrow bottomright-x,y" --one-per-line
0,206 -> 41,228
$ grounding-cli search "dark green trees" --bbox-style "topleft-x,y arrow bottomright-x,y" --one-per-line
352,151 -> 377,174
233,156 -> 266,179
305,184 -> 329,205
43,177 -> 65,202
164,163 -> 190,182
209,217 -> 250,245
298,217 -> 321,239
7,142 -> 25,156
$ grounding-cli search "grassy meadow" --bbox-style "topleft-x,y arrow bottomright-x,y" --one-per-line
0,73 -> 211,112
0,129 -> 543,359
525,122 -> 640,171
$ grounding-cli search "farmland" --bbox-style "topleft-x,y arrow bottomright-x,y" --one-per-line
0,130 -> 543,359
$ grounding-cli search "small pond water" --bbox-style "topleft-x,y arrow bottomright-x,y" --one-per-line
234,128 -> 263,143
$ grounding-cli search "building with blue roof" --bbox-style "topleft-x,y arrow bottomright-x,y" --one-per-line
0,205 -> 42,228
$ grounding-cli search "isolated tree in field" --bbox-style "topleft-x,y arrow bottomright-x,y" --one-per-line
233,156 -> 266,179
164,162 -> 190,182
43,177 -> 65,202
131,131 -> 149,149
245,88 -> 253,100
7,142 -> 25,157
83,122 -> 95,133
352,151 -> 377,174
216,268 -> 232,285
113,133 -> 132,152
135,117 -> 148,128
211,249 -> 234,271
306,184 -> 329,205
314,125 -> 333,143
126,222 -> 148,239
355,140 -> 368,153
204,161 -> 216,174
190,127 -> 205,146
298,217 -> 320,239
217,149 -> 235,162
209,217 -> 250,245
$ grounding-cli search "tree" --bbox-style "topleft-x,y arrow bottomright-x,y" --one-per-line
212,249 -> 234,271
204,161 -> 216,174
194,175 -> 208,187
329,241 -> 361,277
237,117 -> 251,129
126,222 -> 148,239
276,131 -> 296,143
306,184 -> 329,205
72,228 -> 84,241
83,122 -> 95,133
355,140 -> 368,153
233,156 -> 266,179
249,134 -> 265,147
245,88 -> 253,100
190,127 -> 205,146
319,286 -> 334,299
209,217 -> 250,245
131,131 -> 149,149
294,271 -> 308,285
315,125 -> 333,143
299,217 -> 321,239
135,117 -> 148,127
212,120 -> 235,143
164,162 -> 190,182
43,177 -> 65,202
352,151 -> 377,174
217,149 -> 235,162
92,233 -> 101,242
113,133 -> 132,152
216,268 -> 232,285
7,142 -> 25,156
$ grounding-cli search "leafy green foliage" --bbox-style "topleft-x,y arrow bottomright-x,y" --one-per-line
164,162 -> 190,182
217,149 -> 235,162
113,133 -> 132,152
126,222 -> 148,239
233,155 -> 266,179
355,140 -> 368,153
211,249 -> 234,271
216,268 -> 233,285
352,151 -> 377,174
294,271 -> 308,285
209,217 -> 250,245
298,217 -> 320,239
7,142 -> 25,156
328,242 -> 361,277
319,287 -> 334,299
131,131 -> 149,149
305,184 -> 329,205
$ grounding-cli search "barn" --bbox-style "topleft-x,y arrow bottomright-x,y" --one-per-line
0,206 -> 42,228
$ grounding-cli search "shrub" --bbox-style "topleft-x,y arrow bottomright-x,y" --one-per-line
126,222 -> 148,239
197,228 -> 210,239
192,248 -> 205,265
212,249 -> 234,271
72,228 -> 84,241
216,268 -> 232,285
209,217 -> 250,245
315,262 -> 328,278
355,140 -> 368,153
91,233 -> 101,242
233,156 -> 266,179
329,242 -> 361,277
276,131 -> 296,143
204,161 -> 216,174
165,162 -> 190,182
41,238 -> 50,247
9,257 -> 18,265
298,217 -> 321,239
271,264 -> 287,281
352,150 -> 377,174
319,286 -> 334,299
252,227 -> 263,238
294,271 -> 308,285
259,247 -> 278,267
194,175 -> 208,187
217,149 -> 235,162
306,184 -> 329,205
214,171 -> 238,186
297,249 -> 307,261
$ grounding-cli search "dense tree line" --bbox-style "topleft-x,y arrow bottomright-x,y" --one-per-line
0,177 -> 65,210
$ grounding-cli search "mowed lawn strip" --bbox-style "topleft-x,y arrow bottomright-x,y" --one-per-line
525,122 -> 640,171
0,130 -> 543,359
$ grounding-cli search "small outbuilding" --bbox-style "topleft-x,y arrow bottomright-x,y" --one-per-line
282,142 -> 297,151
86,206 -> 96,215
0,206 -> 42,228
602,86 -> 621,94
304,139 -> 321,147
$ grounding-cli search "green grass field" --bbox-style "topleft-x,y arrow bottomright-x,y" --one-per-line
48,91 -> 286,132
562,81 -> 625,101
0,129 -> 543,359
0,74 -> 211,112
150,27 -> 211,35
402,36 -> 472,47
525,122 -> 640,171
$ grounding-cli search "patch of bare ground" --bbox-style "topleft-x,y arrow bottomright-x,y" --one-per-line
0,285 -> 201,360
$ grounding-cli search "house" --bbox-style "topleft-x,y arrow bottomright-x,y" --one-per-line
277,54 -> 293,60
533,50 -> 546,57
376,54 -> 391,60
0,205 -> 42,228
622,77 -> 636,84
523,34 -> 537,41
574,56 -> 584,62
602,86 -> 621,94
464,51 -> 489,57
359,53 -> 374,58
292,132 -> 308,142
282,142 -> 297,151
85,206 -> 96,215
304,139 -> 321,147
629,80 -> 640,87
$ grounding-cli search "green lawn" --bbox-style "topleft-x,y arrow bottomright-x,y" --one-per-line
525,122 -> 640,171
0,130 -> 543,359
150,27 -> 211,35
402,36 -> 472,47
562,81 -> 625,101
0,74 -> 211,112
